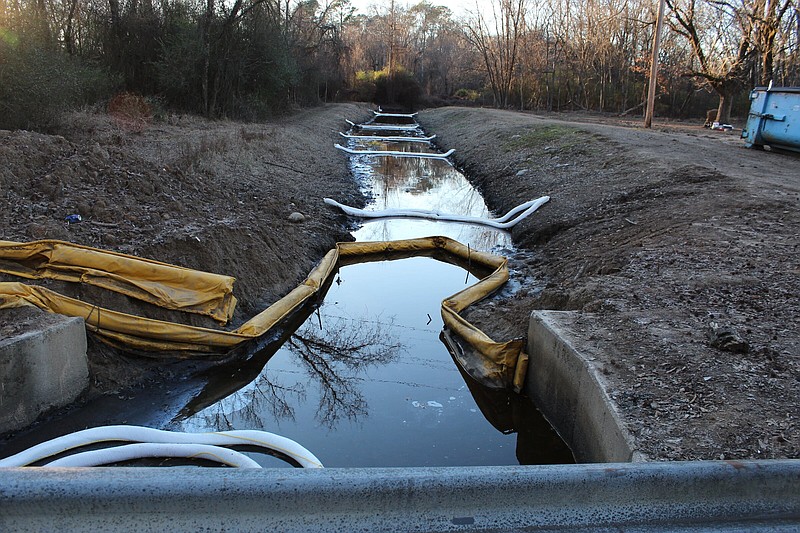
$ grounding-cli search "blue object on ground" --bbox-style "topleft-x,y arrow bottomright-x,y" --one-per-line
741,86 -> 800,153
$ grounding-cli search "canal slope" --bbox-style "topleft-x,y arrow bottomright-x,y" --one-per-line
418,106 -> 799,462
0,103 -> 372,402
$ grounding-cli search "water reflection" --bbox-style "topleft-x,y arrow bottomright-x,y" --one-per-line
178,120 -> 562,467
0,121 -> 574,467
178,308 -> 404,433
448,334 -> 574,465
346,135 -> 512,250
174,252 -> 573,467
286,316 -> 403,426
174,259 -> 496,466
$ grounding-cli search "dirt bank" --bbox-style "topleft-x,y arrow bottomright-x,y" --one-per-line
419,107 -> 799,461
1,103 -> 371,394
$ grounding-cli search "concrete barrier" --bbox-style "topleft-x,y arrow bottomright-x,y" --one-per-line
526,310 -> 641,462
0,313 -> 88,433
1,461 -> 798,531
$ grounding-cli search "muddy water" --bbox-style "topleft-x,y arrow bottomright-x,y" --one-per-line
0,119 -> 573,467
172,123 -> 573,467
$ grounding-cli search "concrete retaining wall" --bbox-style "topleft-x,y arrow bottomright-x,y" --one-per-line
0,315 -> 88,433
526,310 -> 641,462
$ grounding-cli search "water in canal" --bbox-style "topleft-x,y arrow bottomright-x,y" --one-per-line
172,118 -> 574,467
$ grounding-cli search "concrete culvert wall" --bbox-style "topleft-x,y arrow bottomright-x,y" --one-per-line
0,311 -> 88,433
526,310 -> 643,463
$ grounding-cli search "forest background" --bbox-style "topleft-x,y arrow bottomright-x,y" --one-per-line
1,0 -> 798,131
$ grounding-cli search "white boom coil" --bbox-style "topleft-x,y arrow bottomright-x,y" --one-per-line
324,196 -> 551,230
335,144 -> 454,159
373,111 -> 418,118
45,443 -> 263,468
346,119 -> 421,132
0,425 -> 324,469
339,132 -> 436,143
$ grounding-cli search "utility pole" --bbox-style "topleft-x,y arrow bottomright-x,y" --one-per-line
388,0 -> 396,104
644,0 -> 666,128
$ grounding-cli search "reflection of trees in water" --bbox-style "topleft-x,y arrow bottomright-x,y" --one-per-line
252,377 -> 304,423
351,140 -> 512,251
357,217 -> 510,252
289,315 -> 403,426
468,225 -> 510,252
183,313 -> 403,431
183,370 -> 305,432
372,159 -> 493,219
375,157 -> 452,200
445,332 -> 575,465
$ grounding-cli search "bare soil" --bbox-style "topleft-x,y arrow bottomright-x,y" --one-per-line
418,107 -> 799,461
2,103 -> 797,462
1,103 -> 371,393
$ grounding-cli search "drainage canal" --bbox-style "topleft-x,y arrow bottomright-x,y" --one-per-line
0,114 -> 573,468
173,114 -> 573,467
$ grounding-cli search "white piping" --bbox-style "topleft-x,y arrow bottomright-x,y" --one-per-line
339,132 -> 435,142
346,120 -> 421,131
45,443 -> 263,468
373,111 -> 418,118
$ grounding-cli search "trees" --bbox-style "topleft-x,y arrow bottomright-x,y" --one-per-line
771,4 -> 800,86
454,0 -> 798,118
666,0 -> 795,123
1,0 -> 363,125
752,0 -> 794,86
0,0 -> 114,129
463,0 -> 527,108
504,0 -> 666,114
408,2 -> 459,97
2,0 -> 799,127
338,0 -> 795,115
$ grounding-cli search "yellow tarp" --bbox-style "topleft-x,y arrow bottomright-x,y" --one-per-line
0,237 -> 528,391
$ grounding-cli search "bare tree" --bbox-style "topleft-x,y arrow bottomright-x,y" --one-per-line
463,0 -> 527,108
666,0 -> 793,123
407,2 -> 456,95
288,315 -> 403,427
751,0 -> 794,85
771,4 -> 800,85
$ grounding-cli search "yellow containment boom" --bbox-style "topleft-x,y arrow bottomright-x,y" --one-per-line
0,237 -> 528,391
0,240 -> 236,323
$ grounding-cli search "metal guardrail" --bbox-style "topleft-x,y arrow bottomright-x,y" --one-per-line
2,460 -> 799,531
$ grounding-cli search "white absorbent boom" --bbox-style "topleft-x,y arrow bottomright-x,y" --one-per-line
324,196 -> 550,230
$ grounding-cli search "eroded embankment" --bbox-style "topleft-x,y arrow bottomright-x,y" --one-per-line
0,103 -> 372,394
418,107 -> 799,462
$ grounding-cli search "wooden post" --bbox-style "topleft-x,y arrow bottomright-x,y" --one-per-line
644,0 -> 666,128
